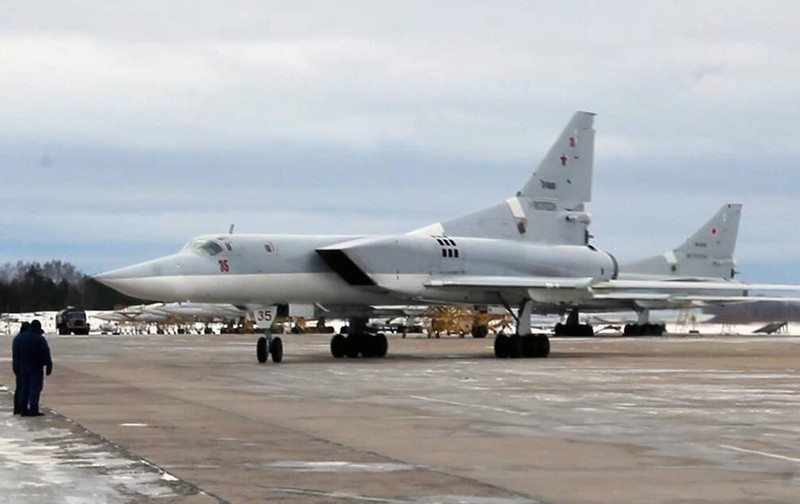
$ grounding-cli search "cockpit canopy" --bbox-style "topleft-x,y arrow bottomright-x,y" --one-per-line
183,237 -> 232,256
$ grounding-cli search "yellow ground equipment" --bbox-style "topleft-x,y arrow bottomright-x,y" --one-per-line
424,306 -> 512,338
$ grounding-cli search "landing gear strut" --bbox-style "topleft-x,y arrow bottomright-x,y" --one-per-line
554,309 -> 594,336
330,317 -> 388,359
256,330 -> 283,364
494,300 -> 550,358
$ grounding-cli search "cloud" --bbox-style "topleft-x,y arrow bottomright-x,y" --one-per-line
0,1 -> 798,281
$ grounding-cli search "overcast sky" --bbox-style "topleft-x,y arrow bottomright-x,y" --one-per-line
1,1 -> 799,282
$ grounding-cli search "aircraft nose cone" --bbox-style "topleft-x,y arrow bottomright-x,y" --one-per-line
94,255 -> 184,301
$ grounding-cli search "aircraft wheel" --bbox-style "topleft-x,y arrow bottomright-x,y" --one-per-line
521,335 -> 536,357
330,333 -> 346,358
345,335 -> 360,358
374,333 -> 388,358
270,337 -> 283,363
256,336 -> 268,363
360,335 -> 375,358
535,334 -> 551,358
509,334 -> 524,358
494,334 -> 510,358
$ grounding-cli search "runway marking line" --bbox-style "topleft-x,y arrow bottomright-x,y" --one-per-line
720,444 -> 800,463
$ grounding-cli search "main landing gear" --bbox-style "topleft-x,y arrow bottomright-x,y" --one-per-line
330,317 -> 388,359
622,309 -> 666,336
553,310 -> 594,336
256,331 -> 283,363
494,300 -> 550,359
623,310 -> 665,335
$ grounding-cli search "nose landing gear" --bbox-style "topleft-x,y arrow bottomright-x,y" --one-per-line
256,332 -> 283,363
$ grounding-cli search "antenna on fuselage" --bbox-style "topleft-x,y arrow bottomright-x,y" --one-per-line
228,224 -> 235,234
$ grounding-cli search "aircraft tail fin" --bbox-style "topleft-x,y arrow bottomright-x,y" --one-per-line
410,111 -> 596,245
519,110 -> 595,205
622,203 -> 743,280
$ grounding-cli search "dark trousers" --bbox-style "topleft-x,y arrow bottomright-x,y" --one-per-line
16,372 -> 32,415
15,371 -> 43,415
13,374 -> 21,414
27,371 -> 44,415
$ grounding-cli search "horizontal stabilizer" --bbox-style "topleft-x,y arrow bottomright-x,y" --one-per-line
593,279 -> 800,292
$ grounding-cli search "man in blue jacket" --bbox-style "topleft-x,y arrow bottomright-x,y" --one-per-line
11,321 -> 30,415
15,319 -> 53,416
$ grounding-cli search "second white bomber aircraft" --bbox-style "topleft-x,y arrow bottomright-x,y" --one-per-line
95,112 -> 799,361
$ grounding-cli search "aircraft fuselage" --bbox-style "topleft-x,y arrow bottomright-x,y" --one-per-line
95,233 -> 618,307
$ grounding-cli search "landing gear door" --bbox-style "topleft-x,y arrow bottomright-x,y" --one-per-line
252,305 -> 278,329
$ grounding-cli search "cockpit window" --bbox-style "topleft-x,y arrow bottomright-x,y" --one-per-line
184,239 -> 226,256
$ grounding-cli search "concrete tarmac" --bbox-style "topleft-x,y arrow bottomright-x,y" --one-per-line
1,332 -> 800,503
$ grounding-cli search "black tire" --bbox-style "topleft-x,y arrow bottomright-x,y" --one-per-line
509,334 -> 523,358
471,325 -> 489,338
521,334 -> 537,358
360,335 -> 375,358
345,335 -> 360,358
256,336 -> 268,363
535,334 -> 551,358
374,333 -> 388,358
330,333 -> 346,358
270,337 -> 283,363
494,334 -> 510,358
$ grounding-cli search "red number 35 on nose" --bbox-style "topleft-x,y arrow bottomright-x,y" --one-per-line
218,259 -> 230,273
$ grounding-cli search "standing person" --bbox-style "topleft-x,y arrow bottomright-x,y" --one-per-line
17,320 -> 53,417
11,321 -> 30,415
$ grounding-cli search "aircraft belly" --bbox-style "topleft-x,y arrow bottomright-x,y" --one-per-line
199,273 -> 396,304
112,273 -> 398,305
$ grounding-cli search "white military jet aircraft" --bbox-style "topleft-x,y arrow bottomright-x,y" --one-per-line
95,112 -> 800,361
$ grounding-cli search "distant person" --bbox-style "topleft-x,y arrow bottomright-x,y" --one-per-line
15,319 -> 53,416
11,321 -> 30,415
